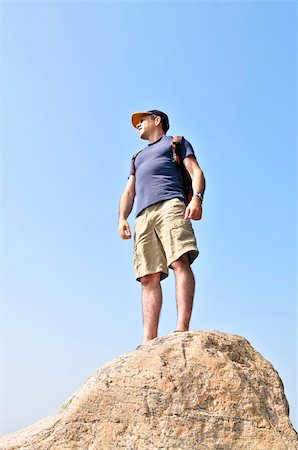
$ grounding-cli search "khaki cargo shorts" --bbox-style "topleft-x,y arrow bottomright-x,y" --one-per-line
134,198 -> 199,281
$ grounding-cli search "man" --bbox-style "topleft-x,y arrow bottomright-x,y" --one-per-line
118,110 -> 205,344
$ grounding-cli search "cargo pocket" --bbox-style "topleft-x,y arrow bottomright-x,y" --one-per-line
168,220 -> 198,265
170,220 -> 188,252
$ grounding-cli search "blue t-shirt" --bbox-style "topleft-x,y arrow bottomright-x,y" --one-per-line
129,135 -> 196,217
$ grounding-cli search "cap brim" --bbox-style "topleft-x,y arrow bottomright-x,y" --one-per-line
131,111 -> 151,128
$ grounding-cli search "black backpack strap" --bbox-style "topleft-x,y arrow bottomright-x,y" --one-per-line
171,136 -> 184,164
172,136 -> 194,204
131,149 -> 142,175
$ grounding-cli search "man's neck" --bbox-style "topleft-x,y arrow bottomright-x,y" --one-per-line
147,130 -> 165,144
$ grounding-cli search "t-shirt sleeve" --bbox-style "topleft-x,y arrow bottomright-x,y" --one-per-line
181,138 -> 196,160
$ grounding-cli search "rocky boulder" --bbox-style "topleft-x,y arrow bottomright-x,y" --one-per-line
0,331 -> 297,449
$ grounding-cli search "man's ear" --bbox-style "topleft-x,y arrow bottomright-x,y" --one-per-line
154,116 -> 162,127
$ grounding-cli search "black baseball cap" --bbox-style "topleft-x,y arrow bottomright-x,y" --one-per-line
131,110 -> 170,132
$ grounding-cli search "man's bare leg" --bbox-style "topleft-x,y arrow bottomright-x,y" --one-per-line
171,254 -> 195,332
141,272 -> 162,343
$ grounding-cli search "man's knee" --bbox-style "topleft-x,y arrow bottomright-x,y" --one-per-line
171,253 -> 191,272
140,272 -> 161,287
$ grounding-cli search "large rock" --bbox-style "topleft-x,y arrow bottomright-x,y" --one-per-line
0,331 -> 297,449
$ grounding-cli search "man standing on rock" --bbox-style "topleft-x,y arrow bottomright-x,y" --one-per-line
118,110 -> 205,344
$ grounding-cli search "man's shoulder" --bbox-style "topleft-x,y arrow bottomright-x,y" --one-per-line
132,135 -> 191,157
134,135 -> 172,154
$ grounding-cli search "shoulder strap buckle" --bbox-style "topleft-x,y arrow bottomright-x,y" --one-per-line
171,136 -> 183,164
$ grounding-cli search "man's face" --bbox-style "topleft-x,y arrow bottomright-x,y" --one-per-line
136,114 -> 156,140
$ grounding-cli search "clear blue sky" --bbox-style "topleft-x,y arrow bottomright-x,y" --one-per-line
0,0 -> 296,435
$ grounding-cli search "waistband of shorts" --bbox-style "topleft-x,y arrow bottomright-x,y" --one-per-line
136,197 -> 186,217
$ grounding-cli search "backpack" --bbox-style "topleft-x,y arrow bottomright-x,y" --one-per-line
131,136 -> 193,204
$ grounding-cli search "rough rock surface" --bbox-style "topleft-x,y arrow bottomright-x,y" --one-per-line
0,331 -> 297,450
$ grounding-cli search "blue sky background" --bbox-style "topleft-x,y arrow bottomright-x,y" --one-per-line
0,0 -> 296,435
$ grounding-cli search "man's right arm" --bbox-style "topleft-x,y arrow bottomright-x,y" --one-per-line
118,175 -> 136,239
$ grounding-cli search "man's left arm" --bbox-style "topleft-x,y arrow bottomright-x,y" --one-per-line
183,155 -> 206,220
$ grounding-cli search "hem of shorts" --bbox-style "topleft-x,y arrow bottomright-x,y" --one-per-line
168,247 -> 199,268
136,268 -> 168,283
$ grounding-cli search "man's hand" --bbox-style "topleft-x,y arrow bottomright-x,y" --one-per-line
184,196 -> 202,221
119,219 -> 132,239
